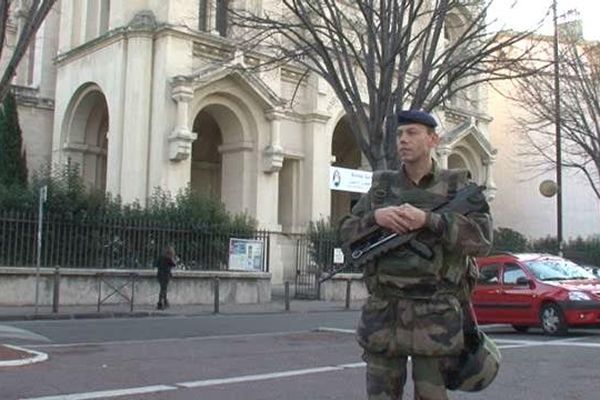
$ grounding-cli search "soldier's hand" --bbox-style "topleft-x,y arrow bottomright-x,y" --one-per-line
396,203 -> 427,231
374,206 -> 412,234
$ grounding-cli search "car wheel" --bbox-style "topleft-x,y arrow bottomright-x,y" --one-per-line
539,303 -> 568,336
512,325 -> 530,333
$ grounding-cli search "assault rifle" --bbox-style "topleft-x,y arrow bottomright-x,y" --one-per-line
320,183 -> 486,282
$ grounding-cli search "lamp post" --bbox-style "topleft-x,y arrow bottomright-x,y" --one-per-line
553,0 -> 563,256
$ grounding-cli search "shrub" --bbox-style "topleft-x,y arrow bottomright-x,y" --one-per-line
492,227 -> 531,253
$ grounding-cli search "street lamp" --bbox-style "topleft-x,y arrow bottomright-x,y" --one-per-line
552,0 -> 563,256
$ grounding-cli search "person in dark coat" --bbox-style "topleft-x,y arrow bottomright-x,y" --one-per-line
156,245 -> 176,310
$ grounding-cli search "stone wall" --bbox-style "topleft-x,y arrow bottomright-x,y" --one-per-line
0,267 -> 271,306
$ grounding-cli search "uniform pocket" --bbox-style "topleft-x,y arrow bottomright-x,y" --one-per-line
412,296 -> 464,356
356,296 -> 394,354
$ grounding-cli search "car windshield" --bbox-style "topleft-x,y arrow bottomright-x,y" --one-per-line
525,259 -> 596,281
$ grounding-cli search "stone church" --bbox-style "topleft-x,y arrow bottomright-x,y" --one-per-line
7,1 -> 497,286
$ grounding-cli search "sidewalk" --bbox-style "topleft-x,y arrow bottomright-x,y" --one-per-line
0,297 -> 363,366
0,297 -> 364,322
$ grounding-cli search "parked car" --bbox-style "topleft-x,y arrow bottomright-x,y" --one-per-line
472,253 -> 600,336
581,265 -> 600,279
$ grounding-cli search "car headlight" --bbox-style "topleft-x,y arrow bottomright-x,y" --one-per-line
568,291 -> 592,301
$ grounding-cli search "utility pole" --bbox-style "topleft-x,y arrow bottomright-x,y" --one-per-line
553,0 -> 563,256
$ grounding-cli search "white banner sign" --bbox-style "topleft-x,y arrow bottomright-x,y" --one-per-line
330,166 -> 372,193
333,248 -> 345,264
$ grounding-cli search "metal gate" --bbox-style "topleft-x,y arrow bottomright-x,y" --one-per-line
294,236 -> 320,299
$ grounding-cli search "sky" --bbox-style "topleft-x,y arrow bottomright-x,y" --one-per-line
489,0 -> 600,41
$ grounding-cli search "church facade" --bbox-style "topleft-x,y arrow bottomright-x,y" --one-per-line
8,1 -> 496,285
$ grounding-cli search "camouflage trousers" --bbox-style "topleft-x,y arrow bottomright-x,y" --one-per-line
364,351 -> 448,400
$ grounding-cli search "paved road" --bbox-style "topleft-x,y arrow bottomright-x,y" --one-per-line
1,312 -> 600,399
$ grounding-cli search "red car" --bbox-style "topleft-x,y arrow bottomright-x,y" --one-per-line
472,253 -> 600,336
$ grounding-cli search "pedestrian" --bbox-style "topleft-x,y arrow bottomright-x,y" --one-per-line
340,110 -> 493,399
155,245 -> 177,310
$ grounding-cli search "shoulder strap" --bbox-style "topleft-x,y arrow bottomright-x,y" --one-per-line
439,168 -> 471,198
370,170 -> 397,206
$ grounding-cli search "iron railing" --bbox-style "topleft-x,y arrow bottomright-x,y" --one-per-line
0,210 -> 269,271
295,231 -> 361,299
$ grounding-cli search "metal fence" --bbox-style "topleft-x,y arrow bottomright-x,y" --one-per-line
295,231 -> 360,299
0,210 -> 269,271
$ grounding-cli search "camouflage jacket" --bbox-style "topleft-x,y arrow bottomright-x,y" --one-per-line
340,161 -> 492,297
342,162 -> 493,356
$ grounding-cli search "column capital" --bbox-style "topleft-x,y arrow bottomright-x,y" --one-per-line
265,108 -> 286,121
171,77 -> 194,103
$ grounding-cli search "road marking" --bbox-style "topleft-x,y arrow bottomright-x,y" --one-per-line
315,327 -> 355,334
317,327 -> 600,349
178,363 -> 361,388
0,344 -> 47,367
16,329 -> 600,399
20,385 -> 177,400
19,362 -> 367,399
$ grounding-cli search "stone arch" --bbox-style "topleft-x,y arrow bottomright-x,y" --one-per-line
61,82 -> 110,191
190,91 -> 259,214
191,109 -> 223,200
449,145 -> 480,182
330,115 -> 362,224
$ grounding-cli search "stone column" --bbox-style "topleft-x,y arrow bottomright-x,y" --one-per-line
302,114 -> 332,225
119,12 -> 156,203
437,145 -> 452,169
168,80 -> 197,161
483,154 -> 498,201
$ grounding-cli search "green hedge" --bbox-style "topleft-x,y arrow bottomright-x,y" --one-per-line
0,163 -> 258,269
493,227 -> 600,266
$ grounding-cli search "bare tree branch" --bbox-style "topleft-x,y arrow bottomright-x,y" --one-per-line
0,0 -> 57,104
231,0 -> 537,170
511,32 -> 600,201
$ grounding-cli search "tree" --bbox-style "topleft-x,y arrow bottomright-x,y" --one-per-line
0,0 -> 57,103
509,27 -> 600,200
0,91 -> 27,186
232,0 -> 536,170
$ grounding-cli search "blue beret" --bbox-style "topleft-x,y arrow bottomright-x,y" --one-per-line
397,110 -> 437,129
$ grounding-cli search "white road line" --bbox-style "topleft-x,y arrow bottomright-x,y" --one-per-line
315,327 -> 355,334
19,362 -> 367,400
0,344 -> 47,367
178,365 -> 344,388
19,385 -> 177,400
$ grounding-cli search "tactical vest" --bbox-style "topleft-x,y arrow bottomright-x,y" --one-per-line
364,168 -> 471,299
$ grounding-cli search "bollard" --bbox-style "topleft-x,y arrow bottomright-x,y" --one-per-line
97,275 -> 102,313
130,273 -> 136,313
284,281 -> 290,311
52,266 -> 60,313
213,277 -> 220,314
345,278 -> 352,309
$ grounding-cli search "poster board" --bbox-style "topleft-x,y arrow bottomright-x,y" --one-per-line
228,238 -> 264,271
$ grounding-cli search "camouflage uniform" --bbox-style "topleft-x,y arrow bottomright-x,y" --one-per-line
340,161 -> 492,400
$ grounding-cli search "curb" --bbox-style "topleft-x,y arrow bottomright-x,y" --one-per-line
0,344 -> 48,367
0,311 -> 170,322
0,307 -> 362,322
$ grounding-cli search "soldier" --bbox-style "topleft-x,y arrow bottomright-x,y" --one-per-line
340,110 -> 493,399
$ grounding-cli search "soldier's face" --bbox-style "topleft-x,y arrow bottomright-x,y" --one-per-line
396,123 -> 439,163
